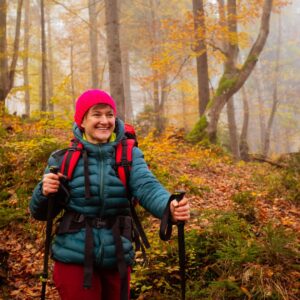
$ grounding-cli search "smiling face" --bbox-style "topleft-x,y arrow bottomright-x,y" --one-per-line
81,104 -> 116,144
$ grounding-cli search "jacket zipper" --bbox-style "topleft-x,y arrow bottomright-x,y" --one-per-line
96,145 -> 104,265
99,145 -> 105,217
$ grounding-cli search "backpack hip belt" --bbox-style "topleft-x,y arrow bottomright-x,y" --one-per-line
57,210 -> 133,294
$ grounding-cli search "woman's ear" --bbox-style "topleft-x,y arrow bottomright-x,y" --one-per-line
80,114 -> 87,130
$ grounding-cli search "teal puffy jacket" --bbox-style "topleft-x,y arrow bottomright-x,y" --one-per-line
30,119 -> 170,268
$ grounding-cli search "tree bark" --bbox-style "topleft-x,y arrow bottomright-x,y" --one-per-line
192,0 -> 210,116
23,0 -> 30,117
205,0 -> 273,143
88,0 -> 99,89
104,0 -> 125,120
40,0 -> 47,112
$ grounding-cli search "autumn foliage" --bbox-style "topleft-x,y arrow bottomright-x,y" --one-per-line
0,114 -> 299,299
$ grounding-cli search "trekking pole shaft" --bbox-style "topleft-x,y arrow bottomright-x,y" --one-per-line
178,222 -> 185,300
173,190 -> 186,300
41,166 -> 59,300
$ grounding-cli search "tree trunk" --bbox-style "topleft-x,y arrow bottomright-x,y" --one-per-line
153,78 -> 160,132
239,86 -> 250,161
263,13 -> 281,157
255,63 -> 266,153
89,0 -> 99,89
9,0 -> 23,92
0,0 -> 8,105
205,0 -> 273,143
46,3 -> 54,112
104,0 -> 125,120
0,0 -> 23,112
70,43 -> 76,108
122,44 -> 133,122
180,75 -> 188,131
220,0 -> 239,159
226,97 -> 240,159
40,0 -> 47,112
149,0 -> 167,133
23,0 -> 30,117
192,0 -> 210,116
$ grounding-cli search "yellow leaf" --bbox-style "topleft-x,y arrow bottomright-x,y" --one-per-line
241,286 -> 252,299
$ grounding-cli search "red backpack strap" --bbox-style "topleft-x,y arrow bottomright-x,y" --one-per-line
115,138 -> 135,190
116,137 -> 151,251
60,138 -> 91,199
60,139 -> 83,180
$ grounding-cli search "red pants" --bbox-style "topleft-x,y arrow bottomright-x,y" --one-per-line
53,261 -> 131,300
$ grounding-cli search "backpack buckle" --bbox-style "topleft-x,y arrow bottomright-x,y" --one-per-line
120,160 -> 132,167
73,213 -> 85,223
93,218 -> 106,228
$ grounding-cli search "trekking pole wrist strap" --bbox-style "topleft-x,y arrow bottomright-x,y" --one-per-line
159,197 -> 175,241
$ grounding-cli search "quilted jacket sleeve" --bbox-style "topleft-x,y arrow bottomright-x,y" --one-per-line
30,155 -> 66,221
129,147 -> 170,219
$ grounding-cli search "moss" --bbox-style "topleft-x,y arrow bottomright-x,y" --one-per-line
0,207 -> 26,228
215,75 -> 238,97
0,191 -> 11,201
186,115 -> 208,143
243,54 -> 258,68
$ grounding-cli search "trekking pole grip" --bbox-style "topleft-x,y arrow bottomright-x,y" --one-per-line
159,190 -> 185,241
172,190 -> 186,223
49,166 -> 59,175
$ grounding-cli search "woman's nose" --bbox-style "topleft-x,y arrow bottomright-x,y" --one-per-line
99,115 -> 108,123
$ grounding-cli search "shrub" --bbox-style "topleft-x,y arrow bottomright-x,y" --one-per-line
232,191 -> 257,223
260,223 -> 298,265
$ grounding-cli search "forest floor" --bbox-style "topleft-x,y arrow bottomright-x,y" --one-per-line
0,117 -> 299,299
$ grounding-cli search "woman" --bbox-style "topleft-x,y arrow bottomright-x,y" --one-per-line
30,89 -> 190,300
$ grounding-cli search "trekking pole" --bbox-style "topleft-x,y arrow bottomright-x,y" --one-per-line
173,191 -> 186,300
40,166 -> 59,300
159,190 -> 186,300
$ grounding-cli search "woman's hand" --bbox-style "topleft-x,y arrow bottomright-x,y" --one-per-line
42,172 -> 63,196
170,197 -> 190,223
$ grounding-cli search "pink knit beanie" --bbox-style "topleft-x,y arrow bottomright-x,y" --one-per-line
74,89 -> 117,127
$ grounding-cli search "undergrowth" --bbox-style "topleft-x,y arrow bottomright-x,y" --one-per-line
0,114 -> 299,299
